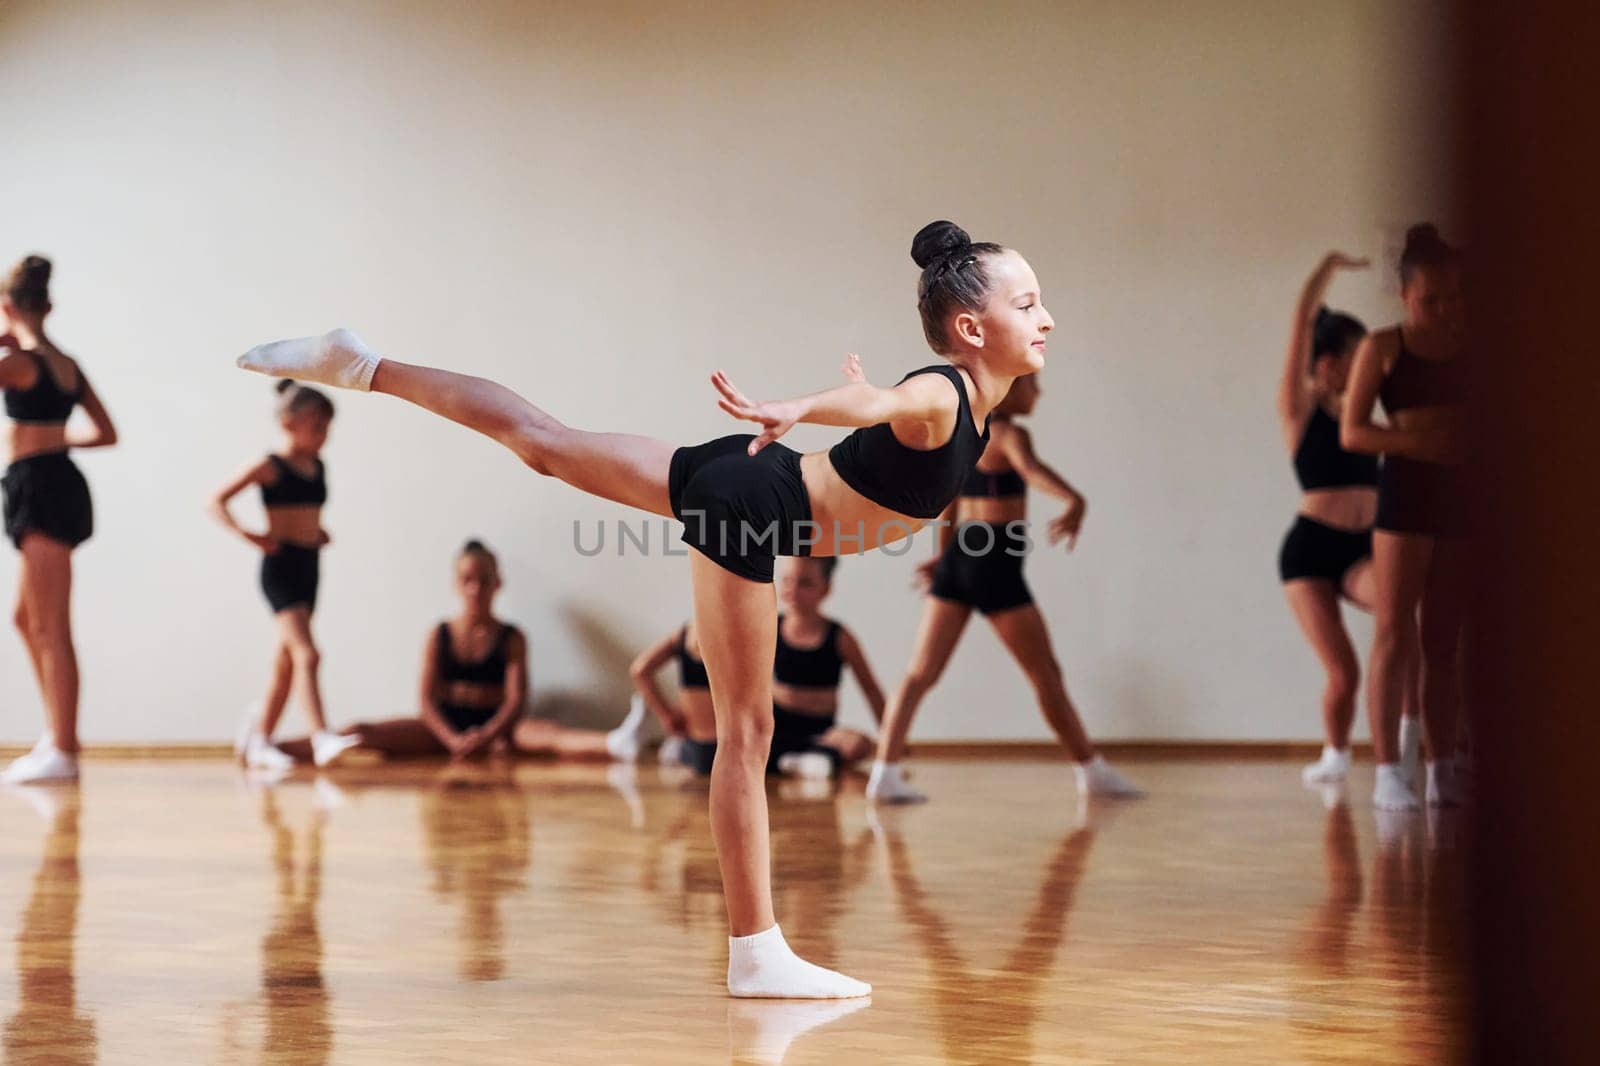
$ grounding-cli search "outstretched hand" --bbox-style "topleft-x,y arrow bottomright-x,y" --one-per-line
1046,496 -> 1086,550
712,370 -> 799,456
1327,252 -> 1371,271
841,352 -> 868,384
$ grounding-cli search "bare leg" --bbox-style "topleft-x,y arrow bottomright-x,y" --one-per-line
258,644 -> 294,738
1367,531 -> 1431,764
280,717 -> 446,761
690,552 -> 869,997
987,603 -> 1095,762
875,597 -> 972,763
1284,579 -> 1362,750
275,608 -> 330,734
511,718 -> 613,759
18,536 -> 79,753
368,359 -> 677,517
815,727 -> 874,765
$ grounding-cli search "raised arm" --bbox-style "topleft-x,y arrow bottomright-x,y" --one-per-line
1278,253 -> 1369,445
837,625 -> 887,725
207,458 -> 280,552
712,363 -> 965,456
629,629 -> 689,736
66,368 -> 118,449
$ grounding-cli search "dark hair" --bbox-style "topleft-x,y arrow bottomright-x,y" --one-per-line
5,255 -> 52,314
912,220 -> 1005,353
1312,307 -> 1366,364
458,538 -> 500,572
274,379 -> 335,421
1399,223 -> 1457,286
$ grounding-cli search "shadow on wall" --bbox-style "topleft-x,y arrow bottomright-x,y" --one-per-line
527,601 -> 644,730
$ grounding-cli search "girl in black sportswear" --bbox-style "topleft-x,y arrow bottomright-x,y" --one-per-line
866,371 -> 1141,804
210,381 -> 360,771
238,220 -> 1040,1000
0,255 -> 118,784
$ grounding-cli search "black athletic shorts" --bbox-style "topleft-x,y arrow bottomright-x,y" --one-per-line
668,434 -> 813,584
260,544 -> 320,613
1278,515 -> 1372,584
1376,456 -> 1469,538
2,451 -> 93,549
928,521 -> 1033,615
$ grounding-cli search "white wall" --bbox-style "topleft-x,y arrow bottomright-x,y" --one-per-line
0,0 -> 1452,743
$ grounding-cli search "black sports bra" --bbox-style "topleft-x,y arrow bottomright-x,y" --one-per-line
436,621 -> 516,686
4,350 -> 81,424
774,616 -> 843,689
961,466 -> 1025,499
677,626 -> 709,690
259,454 -> 327,508
827,365 -> 990,520
1294,407 -> 1379,491
1380,333 -> 1466,414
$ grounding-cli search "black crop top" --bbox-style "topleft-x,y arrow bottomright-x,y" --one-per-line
1380,333 -> 1466,414
827,365 -> 990,520
677,626 -> 710,691
4,350 -> 81,424
436,621 -> 516,686
961,466 -> 1026,499
259,455 -> 327,508
774,616 -> 844,689
1294,407 -> 1379,491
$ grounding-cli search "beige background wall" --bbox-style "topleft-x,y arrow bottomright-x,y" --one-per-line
0,0 -> 1451,744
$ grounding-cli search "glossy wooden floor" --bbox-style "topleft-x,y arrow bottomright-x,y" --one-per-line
0,758 -> 1465,1065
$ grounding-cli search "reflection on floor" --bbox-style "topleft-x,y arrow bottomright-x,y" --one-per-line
0,758 -> 1465,1064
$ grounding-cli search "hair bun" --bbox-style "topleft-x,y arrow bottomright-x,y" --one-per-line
1403,223 -> 1447,256
274,379 -> 297,395
20,255 -> 50,281
462,538 -> 487,553
910,220 -> 973,269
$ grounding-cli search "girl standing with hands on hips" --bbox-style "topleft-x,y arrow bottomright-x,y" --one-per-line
0,256 -> 118,784
209,381 -> 361,771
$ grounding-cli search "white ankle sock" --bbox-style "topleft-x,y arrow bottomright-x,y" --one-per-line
865,761 -> 926,805
727,999 -> 871,1065
726,925 -> 871,999
658,734 -> 688,767
605,695 -> 650,762
237,328 -> 381,391
1075,754 -> 1145,798
311,730 -> 360,768
776,752 -> 835,780
1302,745 -> 1351,785
1373,762 -> 1420,811
1,744 -> 78,784
1399,715 -> 1422,789
245,734 -> 295,771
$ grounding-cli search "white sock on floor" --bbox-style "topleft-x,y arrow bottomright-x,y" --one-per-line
245,734 -> 295,771
776,752 -> 835,780
237,328 -> 381,392
865,761 -> 926,805
727,998 -> 871,1065
311,730 -> 360,768
605,695 -> 650,762
726,925 -> 871,999
1425,757 -> 1465,808
1301,745 -> 1351,785
1075,754 -> 1146,798
1399,714 -> 1422,789
658,734 -> 688,767
0,743 -> 78,784
1373,762 -> 1420,811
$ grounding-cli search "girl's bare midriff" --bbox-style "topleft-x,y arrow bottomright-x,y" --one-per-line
772,681 -> 837,717
1298,487 -> 1378,531
264,504 -> 325,550
8,422 -> 69,463
799,451 -> 926,556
